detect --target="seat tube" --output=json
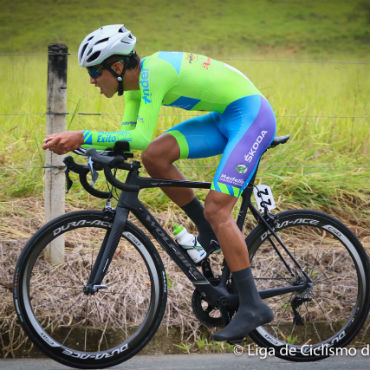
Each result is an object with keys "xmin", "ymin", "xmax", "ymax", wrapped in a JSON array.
[{"xmin": 236, "ymin": 167, "xmax": 258, "ymax": 229}]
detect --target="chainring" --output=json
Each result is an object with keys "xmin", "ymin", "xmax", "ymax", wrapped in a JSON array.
[{"xmin": 191, "ymin": 279, "xmax": 236, "ymax": 328}]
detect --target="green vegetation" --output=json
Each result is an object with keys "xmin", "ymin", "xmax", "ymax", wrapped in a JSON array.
[
  {"xmin": 0, "ymin": 0, "xmax": 369, "ymax": 224},
  {"xmin": 0, "ymin": 1, "xmax": 368, "ymax": 355},
  {"xmin": 1, "ymin": 0, "xmax": 369, "ymax": 58}
]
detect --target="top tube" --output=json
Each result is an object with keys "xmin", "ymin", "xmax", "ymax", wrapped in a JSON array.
[{"xmin": 65, "ymin": 135, "xmax": 290, "ymax": 196}]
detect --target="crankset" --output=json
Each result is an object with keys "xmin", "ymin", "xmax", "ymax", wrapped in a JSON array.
[{"xmin": 191, "ymin": 278, "xmax": 236, "ymax": 328}]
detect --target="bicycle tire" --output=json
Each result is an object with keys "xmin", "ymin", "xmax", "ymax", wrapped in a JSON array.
[
  {"xmin": 245, "ymin": 209, "xmax": 370, "ymax": 361},
  {"xmin": 13, "ymin": 210, "xmax": 167, "ymax": 369}
]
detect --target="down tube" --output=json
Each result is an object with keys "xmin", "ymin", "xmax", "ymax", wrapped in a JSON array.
[{"xmin": 133, "ymin": 207, "xmax": 208, "ymax": 283}]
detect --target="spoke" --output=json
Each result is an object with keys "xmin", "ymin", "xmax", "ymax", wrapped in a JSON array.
[
  {"xmin": 309, "ymin": 296, "xmax": 333, "ymax": 329},
  {"xmin": 100, "ymin": 290, "xmax": 127, "ymax": 296},
  {"xmin": 45, "ymin": 285, "xmax": 83, "ymax": 289},
  {"xmin": 314, "ymin": 279, "xmax": 357, "ymax": 288},
  {"xmin": 310, "ymin": 292, "xmax": 346, "ymax": 334},
  {"xmin": 94, "ymin": 297, "xmax": 104, "ymax": 320},
  {"xmin": 31, "ymin": 290, "xmax": 81, "ymax": 310},
  {"xmin": 97, "ymin": 323, "xmax": 109, "ymax": 352},
  {"xmin": 289, "ymin": 321, "xmax": 297, "ymax": 342},
  {"xmin": 105, "ymin": 279, "xmax": 133, "ymax": 288},
  {"xmin": 312, "ymin": 289, "xmax": 356, "ymax": 307},
  {"xmin": 62, "ymin": 258, "xmax": 86, "ymax": 286},
  {"xmin": 304, "ymin": 306, "xmax": 308, "ymax": 344},
  {"xmin": 84, "ymin": 298, "xmax": 90, "ymax": 352},
  {"xmin": 272, "ymin": 293, "xmax": 294, "ymax": 338},
  {"xmin": 84, "ymin": 327, "xmax": 88, "ymax": 353},
  {"xmin": 304, "ymin": 300, "xmax": 322, "ymax": 343},
  {"xmin": 310, "ymin": 293, "xmax": 339, "ymax": 304},
  {"xmin": 254, "ymin": 256, "xmax": 276, "ymax": 279},
  {"xmin": 36, "ymin": 292, "xmax": 83, "ymax": 339},
  {"xmin": 308, "ymin": 231, "xmax": 324, "ymax": 275},
  {"xmin": 61, "ymin": 327, "xmax": 74, "ymax": 346}
]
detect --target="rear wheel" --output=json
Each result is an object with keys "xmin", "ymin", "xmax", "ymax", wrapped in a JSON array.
[
  {"xmin": 246, "ymin": 210, "xmax": 370, "ymax": 361},
  {"xmin": 13, "ymin": 210, "xmax": 167, "ymax": 369}
]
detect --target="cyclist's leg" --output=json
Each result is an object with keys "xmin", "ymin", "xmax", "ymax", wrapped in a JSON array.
[
  {"xmin": 141, "ymin": 133, "xmax": 194, "ymax": 206},
  {"xmin": 210, "ymin": 95, "xmax": 276, "ymax": 198},
  {"xmin": 141, "ymin": 112, "xmax": 226, "ymax": 204},
  {"xmin": 205, "ymin": 94, "xmax": 276, "ymax": 269},
  {"xmin": 204, "ymin": 95, "xmax": 276, "ymax": 341},
  {"xmin": 141, "ymin": 112, "xmax": 227, "ymax": 252}
]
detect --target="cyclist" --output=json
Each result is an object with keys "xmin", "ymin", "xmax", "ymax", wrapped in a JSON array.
[{"xmin": 42, "ymin": 24, "xmax": 276, "ymax": 342}]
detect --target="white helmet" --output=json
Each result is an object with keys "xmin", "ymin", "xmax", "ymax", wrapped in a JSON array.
[{"xmin": 78, "ymin": 24, "xmax": 136, "ymax": 67}]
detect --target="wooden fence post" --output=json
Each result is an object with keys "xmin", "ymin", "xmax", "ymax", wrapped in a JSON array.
[{"xmin": 44, "ymin": 43, "xmax": 68, "ymax": 264}]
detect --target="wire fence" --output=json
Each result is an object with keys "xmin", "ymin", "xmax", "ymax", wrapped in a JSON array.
[
  {"xmin": 1, "ymin": 112, "xmax": 368, "ymax": 119},
  {"xmin": 1, "ymin": 54, "xmax": 369, "ymax": 173},
  {"xmin": 1, "ymin": 52, "xmax": 370, "ymax": 64},
  {"xmin": 1, "ymin": 162, "xmax": 369, "ymax": 171}
]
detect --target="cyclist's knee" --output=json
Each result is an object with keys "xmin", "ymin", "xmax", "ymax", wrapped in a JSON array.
[
  {"xmin": 141, "ymin": 145, "xmax": 167, "ymax": 171},
  {"xmin": 204, "ymin": 192, "xmax": 235, "ymax": 227},
  {"xmin": 141, "ymin": 135, "xmax": 179, "ymax": 171},
  {"xmin": 203, "ymin": 203, "xmax": 218, "ymax": 226},
  {"xmin": 141, "ymin": 144, "xmax": 159, "ymax": 169}
]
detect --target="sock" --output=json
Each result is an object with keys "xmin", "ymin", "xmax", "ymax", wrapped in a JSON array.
[
  {"xmin": 181, "ymin": 197, "xmax": 218, "ymax": 254},
  {"xmin": 212, "ymin": 267, "xmax": 274, "ymax": 342}
]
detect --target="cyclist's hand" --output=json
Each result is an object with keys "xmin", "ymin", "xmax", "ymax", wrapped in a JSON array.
[{"xmin": 42, "ymin": 130, "xmax": 84, "ymax": 155}]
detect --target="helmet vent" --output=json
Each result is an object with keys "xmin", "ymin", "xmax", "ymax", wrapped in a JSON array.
[
  {"xmin": 95, "ymin": 37, "xmax": 109, "ymax": 45},
  {"xmin": 78, "ymin": 25, "xmax": 136, "ymax": 66},
  {"xmin": 87, "ymin": 51, "xmax": 101, "ymax": 63},
  {"xmin": 79, "ymin": 43, "xmax": 88, "ymax": 59}
]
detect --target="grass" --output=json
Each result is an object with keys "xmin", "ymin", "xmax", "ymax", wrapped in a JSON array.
[
  {"xmin": 1, "ymin": 205, "xmax": 368, "ymax": 357},
  {"xmin": 0, "ymin": 2, "xmax": 368, "ymax": 252},
  {"xmin": 0, "ymin": 0, "xmax": 369, "ymax": 357},
  {"xmin": 1, "ymin": 0, "xmax": 368, "ymax": 217},
  {"xmin": 1, "ymin": 0, "xmax": 369, "ymax": 59},
  {"xmin": 0, "ymin": 55, "xmax": 368, "ymax": 223}
]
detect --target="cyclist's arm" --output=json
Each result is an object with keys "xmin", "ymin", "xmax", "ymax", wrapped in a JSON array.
[
  {"xmin": 81, "ymin": 90, "xmax": 140, "ymax": 149},
  {"xmin": 121, "ymin": 90, "xmax": 141, "ymax": 131},
  {"xmin": 81, "ymin": 59, "xmax": 177, "ymax": 150}
]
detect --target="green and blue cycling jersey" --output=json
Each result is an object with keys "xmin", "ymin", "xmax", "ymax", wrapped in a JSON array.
[{"xmin": 83, "ymin": 52, "xmax": 276, "ymax": 197}]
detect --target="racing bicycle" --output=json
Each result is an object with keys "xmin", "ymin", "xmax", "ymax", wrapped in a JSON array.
[{"xmin": 13, "ymin": 136, "xmax": 370, "ymax": 369}]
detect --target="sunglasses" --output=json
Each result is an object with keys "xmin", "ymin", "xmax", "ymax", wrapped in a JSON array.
[{"xmin": 87, "ymin": 65, "xmax": 104, "ymax": 78}]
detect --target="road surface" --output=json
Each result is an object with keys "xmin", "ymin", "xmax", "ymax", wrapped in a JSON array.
[{"xmin": 0, "ymin": 352, "xmax": 369, "ymax": 370}]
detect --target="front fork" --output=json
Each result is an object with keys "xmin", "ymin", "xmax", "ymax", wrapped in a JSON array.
[{"xmin": 83, "ymin": 204, "xmax": 129, "ymax": 294}]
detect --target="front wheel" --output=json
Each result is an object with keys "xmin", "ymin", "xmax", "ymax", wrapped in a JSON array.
[
  {"xmin": 246, "ymin": 210, "xmax": 370, "ymax": 361},
  {"xmin": 13, "ymin": 210, "xmax": 167, "ymax": 369}
]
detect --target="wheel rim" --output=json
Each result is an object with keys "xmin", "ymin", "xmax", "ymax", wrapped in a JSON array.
[
  {"xmin": 20, "ymin": 218, "xmax": 162, "ymax": 357},
  {"xmin": 249, "ymin": 216, "xmax": 366, "ymax": 353}
]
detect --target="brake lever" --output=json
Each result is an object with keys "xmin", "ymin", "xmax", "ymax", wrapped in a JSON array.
[
  {"xmin": 88, "ymin": 156, "xmax": 99, "ymax": 186},
  {"xmin": 65, "ymin": 167, "xmax": 73, "ymax": 194}
]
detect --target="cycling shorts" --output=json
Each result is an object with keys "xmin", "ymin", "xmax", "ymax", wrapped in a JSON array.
[{"xmin": 166, "ymin": 95, "xmax": 276, "ymax": 197}]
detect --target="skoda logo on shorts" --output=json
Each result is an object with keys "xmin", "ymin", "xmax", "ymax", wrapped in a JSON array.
[{"xmin": 236, "ymin": 164, "xmax": 248, "ymax": 174}]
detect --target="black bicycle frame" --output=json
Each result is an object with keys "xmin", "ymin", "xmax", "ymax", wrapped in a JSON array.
[{"xmin": 84, "ymin": 162, "xmax": 309, "ymax": 307}]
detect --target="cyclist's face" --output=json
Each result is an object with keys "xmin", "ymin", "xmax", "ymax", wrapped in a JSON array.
[{"xmin": 89, "ymin": 68, "xmax": 119, "ymax": 98}]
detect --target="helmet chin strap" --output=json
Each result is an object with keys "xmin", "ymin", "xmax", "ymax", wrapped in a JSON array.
[
  {"xmin": 116, "ymin": 75, "xmax": 124, "ymax": 96},
  {"xmin": 105, "ymin": 60, "xmax": 127, "ymax": 96}
]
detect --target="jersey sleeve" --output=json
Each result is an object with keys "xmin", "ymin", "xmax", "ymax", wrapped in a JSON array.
[
  {"xmin": 121, "ymin": 90, "xmax": 140, "ymax": 130},
  {"xmin": 82, "ymin": 57, "xmax": 177, "ymax": 151}
]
